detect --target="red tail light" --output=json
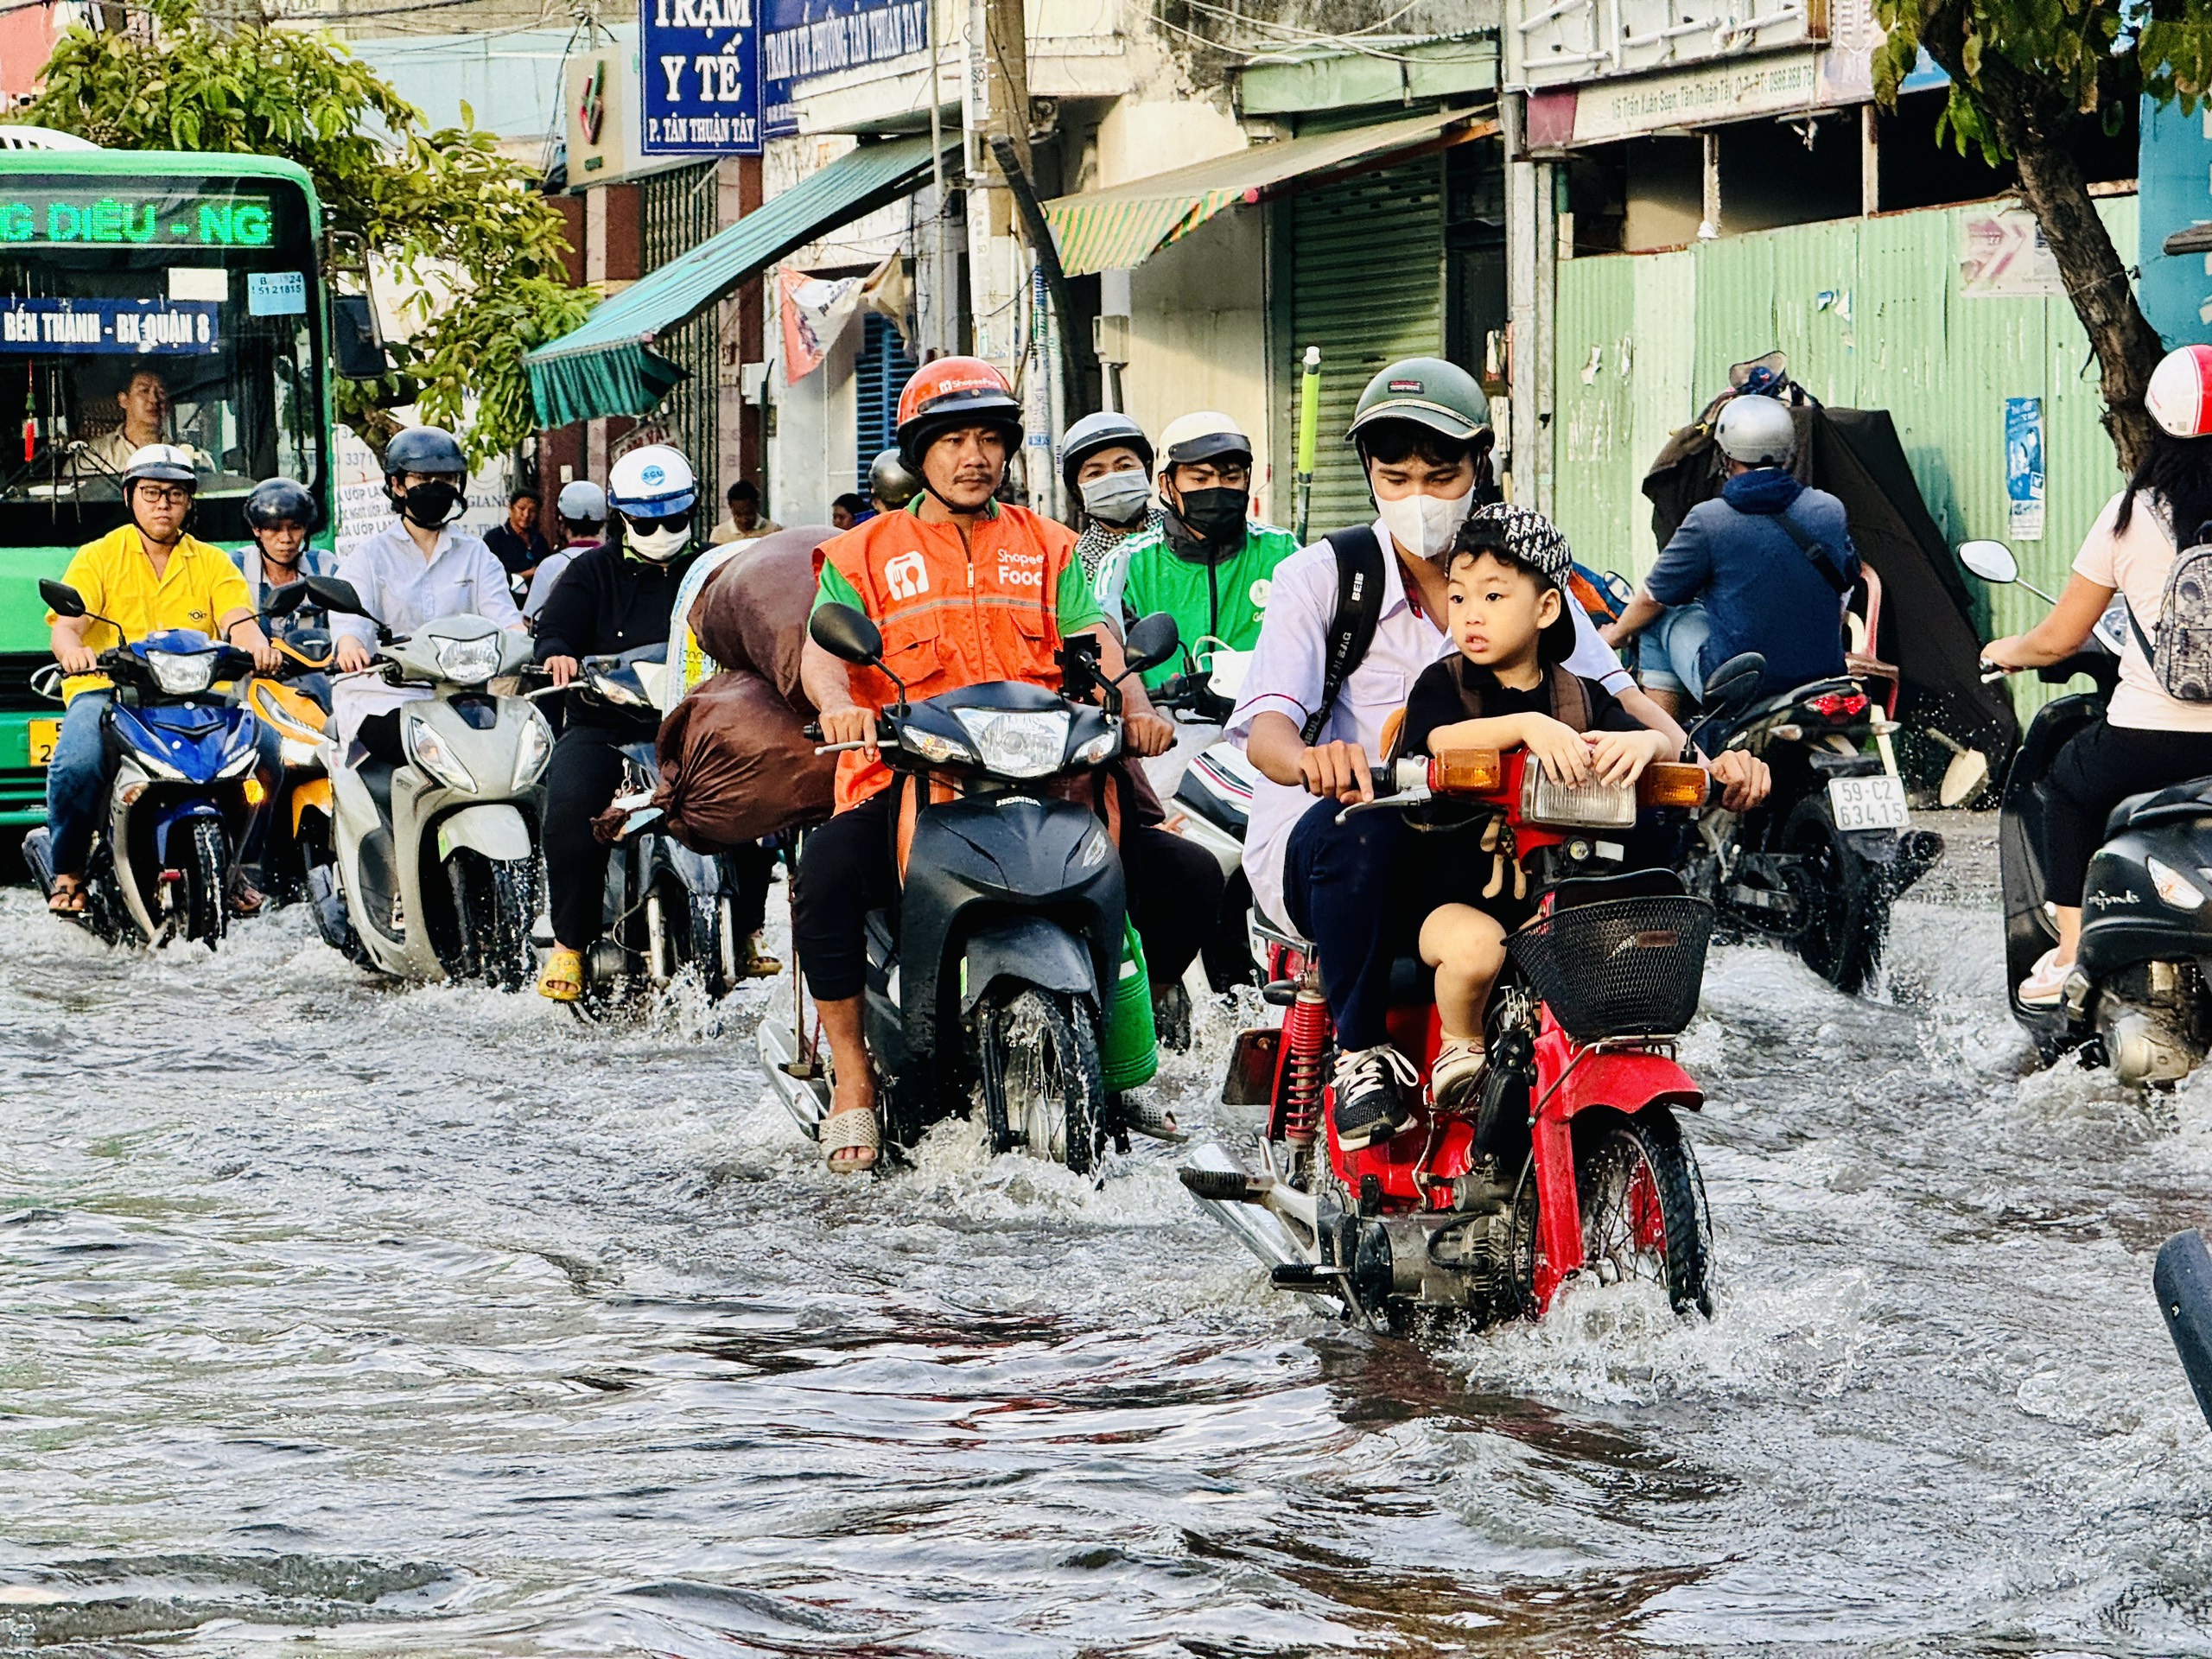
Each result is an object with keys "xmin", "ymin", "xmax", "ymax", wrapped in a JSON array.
[{"xmin": 1805, "ymin": 690, "xmax": 1869, "ymax": 720}]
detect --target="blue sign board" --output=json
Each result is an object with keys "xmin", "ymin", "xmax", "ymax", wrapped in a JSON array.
[
  {"xmin": 640, "ymin": 0, "xmax": 763, "ymax": 155},
  {"xmin": 0, "ymin": 298, "xmax": 219, "ymax": 355},
  {"xmin": 760, "ymin": 0, "xmax": 927, "ymax": 140},
  {"xmin": 2139, "ymin": 95, "xmax": 2212, "ymax": 347}
]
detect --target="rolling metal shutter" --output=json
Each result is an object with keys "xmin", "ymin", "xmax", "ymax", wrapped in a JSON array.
[
  {"xmin": 1289, "ymin": 158, "xmax": 1446, "ymax": 534},
  {"xmin": 852, "ymin": 312, "xmax": 915, "ymax": 494},
  {"xmin": 641, "ymin": 162, "xmax": 720, "ymax": 475}
]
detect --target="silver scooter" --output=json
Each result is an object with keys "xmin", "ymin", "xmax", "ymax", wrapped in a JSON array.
[{"xmin": 305, "ymin": 575, "xmax": 553, "ymax": 988}]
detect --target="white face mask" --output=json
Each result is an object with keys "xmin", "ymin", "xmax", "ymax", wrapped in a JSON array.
[
  {"xmin": 626, "ymin": 519, "xmax": 689, "ymax": 562},
  {"xmin": 1375, "ymin": 485, "xmax": 1475, "ymax": 562},
  {"xmin": 1080, "ymin": 469, "xmax": 1153, "ymax": 527}
]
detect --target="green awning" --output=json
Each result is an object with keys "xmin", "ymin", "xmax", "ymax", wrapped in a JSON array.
[
  {"xmin": 1043, "ymin": 108, "xmax": 1488, "ymax": 277},
  {"xmin": 526, "ymin": 132, "xmax": 950, "ymax": 428}
]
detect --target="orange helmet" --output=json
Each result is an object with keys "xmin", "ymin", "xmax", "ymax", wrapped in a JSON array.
[{"xmin": 895, "ymin": 354, "xmax": 1022, "ymax": 470}]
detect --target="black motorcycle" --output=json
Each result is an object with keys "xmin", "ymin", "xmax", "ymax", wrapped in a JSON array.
[
  {"xmin": 1961, "ymin": 539, "xmax": 2211, "ymax": 1084},
  {"xmin": 1678, "ymin": 651, "xmax": 1943, "ymax": 993},
  {"xmin": 758, "ymin": 605, "xmax": 1179, "ymax": 1176}
]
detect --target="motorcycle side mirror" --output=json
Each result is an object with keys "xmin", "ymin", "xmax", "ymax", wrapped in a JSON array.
[
  {"xmin": 1958, "ymin": 539, "xmax": 2018, "ymax": 585},
  {"xmin": 303, "ymin": 575, "xmax": 368, "ymax": 617},
  {"xmin": 1700, "ymin": 652, "xmax": 1766, "ymax": 717},
  {"xmin": 264, "ymin": 580, "xmax": 307, "ymax": 618},
  {"xmin": 39, "ymin": 579, "xmax": 85, "ymax": 619},
  {"xmin": 1122, "ymin": 611, "xmax": 1181, "ymax": 678},
  {"xmin": 809, "ymin": 602, "xmax": 884, "ymax": 666}
]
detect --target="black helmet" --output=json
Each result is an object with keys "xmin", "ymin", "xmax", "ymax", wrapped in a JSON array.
[
  {"xmin": 381, "ymin": 425, "xmax": 467, "ymax": 480},
  {"xmin": 245, "ymin": 476, "xmax": 319, "ymax": 531},
  {"xmin": 1059, "ymin": 410, "xmax": 1153, "ymax": 499},
  {"xmin": 868, "ymin": 448, "xmax": 920, "ymax": 510}
]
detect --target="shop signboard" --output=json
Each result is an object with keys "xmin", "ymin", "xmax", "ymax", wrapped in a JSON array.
[{"xmin": 640, "ymin": 0, "xmax": 763, "ymax": 155}]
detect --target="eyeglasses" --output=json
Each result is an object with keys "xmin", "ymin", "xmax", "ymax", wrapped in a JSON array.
[{"xmin": 134, "ymin": 485, "xmax": 193, "ymax": 506}]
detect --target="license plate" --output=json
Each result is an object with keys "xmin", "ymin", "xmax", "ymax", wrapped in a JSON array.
[
  {"xmin": 26, "ymin": 717, "xmax": 59, "ymax": 767},
  {"xmin": 1827, "ymin": 774, "xmax": 1909, "ymax": 831}
]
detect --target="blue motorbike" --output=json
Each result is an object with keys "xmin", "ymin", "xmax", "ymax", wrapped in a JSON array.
[{"xmin": 24, "ymin": 579, "xmax": 264, "ymax": 949}]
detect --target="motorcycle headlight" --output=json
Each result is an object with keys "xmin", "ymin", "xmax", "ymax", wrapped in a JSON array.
[
  {"xmin": 1520, "ymin": 767, "xmax": 1637, "ymax": 829},
  {"xmin": 433, "ymin": 634, "xmax": 503, "ymax": 685},
  {"xmin": 1071, "ymin": 728, "xmax": 1119, "ymax": 767},
  {"xmin": 901, "ymin": 725, "xmax": 976, "ymax": 766},
  {"xmin": 145, "ymin": 650, "xmax": 216, "ymax": 695},
  {"xmin": 217, "ymin": 744, "xmax": 260, "ymax": 779},
  {"xmin": 406, "ymin": 715, "xmax": 478, "ymax": 793},
  {"xmin": 952, "ymin": 709, "xmax": 1070, "ymax": 779},
  {"xmin": 280, "ymin": 735, "xmax": 319, "ymax": 769},
  {"xmin": 512, "ymin": 709, "xmax": 552, "ymax": 791},
  {"xmin": 2146, "ymin": 855, "xmax": 2206, "ymax": 912}
]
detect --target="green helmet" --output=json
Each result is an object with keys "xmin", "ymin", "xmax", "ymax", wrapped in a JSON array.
[{"xmin": 1346, "ymin": 356, "xmax": 1490, "ymax": 450}]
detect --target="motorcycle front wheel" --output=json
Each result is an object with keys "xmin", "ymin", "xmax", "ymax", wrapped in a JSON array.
[
  {"xmin": 980, "ymin": 988, "xmax": 1101, "ymax": 1177},
  {"xmin": 177, "ymin": 816, "xmax": 229, "ymax": 950},
  {"xmin": 452, "ymin": 850, "xmax": 537, "ymax": 991},
  {"xmin": 1573, "ymin": 1110, "xmax": 1712, "ymax": 1318},
  {"xmin": 1783, "ymin": 796, "xmax": 1888, "ymax": 993}
]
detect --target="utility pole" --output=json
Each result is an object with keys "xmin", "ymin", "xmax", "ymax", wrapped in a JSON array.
[{"xmin": 965, "ymin": 0, "xmax": 1034, "ymax": 497}]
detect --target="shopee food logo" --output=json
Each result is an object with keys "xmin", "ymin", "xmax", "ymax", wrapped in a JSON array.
[{"xmin": 886, "ymin": 552, "xmax": 929, "ymax": 600}]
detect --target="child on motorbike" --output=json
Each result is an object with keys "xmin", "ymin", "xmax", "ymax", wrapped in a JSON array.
[{"xmin": 1385, "ymin": 508, "xmax": 1678, "ymax": 1122}]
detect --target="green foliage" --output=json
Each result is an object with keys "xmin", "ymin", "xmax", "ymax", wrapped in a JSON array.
[{"xmin": 18, "ymin": 0, "xmax": 591, "ymax": 461}]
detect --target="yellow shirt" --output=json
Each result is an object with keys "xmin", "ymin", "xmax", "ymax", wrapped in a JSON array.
[{"xmin": 50, "ymin": 525, "xmax": 253, "ymax": 702}]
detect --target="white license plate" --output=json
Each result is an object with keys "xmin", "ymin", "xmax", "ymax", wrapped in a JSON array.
[{"xmin": 1827, "ymin": 774, "xmax": 1909, "ymax": 831}]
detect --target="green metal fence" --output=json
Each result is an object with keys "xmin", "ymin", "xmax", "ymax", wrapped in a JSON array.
[{"xmin": 1550, "ymin": 195, "xmax": 2139, "ymax": 707}]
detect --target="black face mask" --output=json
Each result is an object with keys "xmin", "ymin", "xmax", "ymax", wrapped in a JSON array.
[
  {"xmin": 397, "ymin": 479, "xmax": 461, "ymax": 528},
  {"xmin": 1173, "ymin": 487, "xmax": 1249, "ymax": 548}
]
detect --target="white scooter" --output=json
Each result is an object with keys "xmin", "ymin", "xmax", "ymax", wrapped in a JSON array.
[
  {"xmin": 1144, "ymin": 639, "xmax": 1263, "ymax": 991},
  {"xmin": 305, "ymin": 575, "xmax": 554, "ymax": 989}
]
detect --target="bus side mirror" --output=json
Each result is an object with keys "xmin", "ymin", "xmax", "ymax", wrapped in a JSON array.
[{"xmin": 330, "ymin": 295, "xmax": 388, "ymax": 380}]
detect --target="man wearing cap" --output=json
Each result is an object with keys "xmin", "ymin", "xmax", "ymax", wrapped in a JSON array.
[
  {"xmin": 1229, "ymin": 358, "xmax": 1769, "ymax": 1141},
  {"xmin": 1092, "ymin": 412, "xmax": 1300, "ymax": 715}
]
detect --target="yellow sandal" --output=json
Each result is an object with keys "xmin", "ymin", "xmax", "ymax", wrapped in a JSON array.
[{"xmin": 537, "ymin": 945, "xmax": 584, "ymax": 1002}]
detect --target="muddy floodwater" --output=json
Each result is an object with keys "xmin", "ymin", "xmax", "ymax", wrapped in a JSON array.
[{"xmin": 7, "ymin": 819, "xmax": 2212, "ymax": 1656}]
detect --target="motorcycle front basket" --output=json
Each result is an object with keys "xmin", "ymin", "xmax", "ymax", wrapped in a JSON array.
[{"xmin": 1506, "ymin": 894, "xmax": 1714, "ymax": 1044}]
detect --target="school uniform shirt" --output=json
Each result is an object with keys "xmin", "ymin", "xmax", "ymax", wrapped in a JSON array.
[
  {"xmin": 1397, "ymin": 656, "xmax": 1641, "ymax": 758},
  {"xmin": 1227, "ymin": 519, "xmax": 1633, "ymax": 932},
  {"xmin": 2074, "ymin": 490, "xmax": 2212, "ymax": 734},
  {"xmin": 50, "ymin": 524, "xmax": 253, "ymax": 702},
  {"xmin": 234, "ymin": 543, "xmax": 339, "ymax": 627}
]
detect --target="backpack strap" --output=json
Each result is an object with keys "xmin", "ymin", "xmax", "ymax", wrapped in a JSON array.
[
  {"xmin": 1300, "ymin": 525, "xmax": 1388, "ymax": 745},
  {"xmin": 2119, "ymin": 593, "xmax": 2158, "ymax": 664},
  {"xmin": 1770, "ymin": 504, "xmax": 1851, "ymax": 595},
  {"xmin": 1547, "ymin": 662, "xmax": 1591, "ymax": 731}
]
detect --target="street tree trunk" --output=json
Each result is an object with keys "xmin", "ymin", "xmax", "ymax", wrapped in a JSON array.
[{"xmin": 1915, "ymin": 2, "xmax": 2166, "ymax": 472}]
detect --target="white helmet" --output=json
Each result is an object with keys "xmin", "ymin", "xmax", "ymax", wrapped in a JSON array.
[
  {"xmin": 556, "ymin": 479, "xmax": 607, "ymax": 524},
  {"xmin": 122, "ymin": 442, "xmax": 199, "ymax": 487},
  {"xmin": 607, "ymin": 445, "xmax": 696, "ymax": 562},
  {"xmin": 1713, "ymin": 395, "xmax": 1796, "ymax": 466},
  {"xmin": 1157, "ymin": 410, "xmax": 1252, "ymax": 474},
  {"xmin": 2147, "ymin": 345, "xmax": 2212, "ymax": 439}
]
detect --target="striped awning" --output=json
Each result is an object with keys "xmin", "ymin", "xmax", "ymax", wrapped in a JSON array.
[
  {"xmin": 1044, "ymin": 108, "xmax": 1489, "ymax": 277},
  {"xmin": 526, "ymin": 132, "xmax": 953, "ymax": 429}
]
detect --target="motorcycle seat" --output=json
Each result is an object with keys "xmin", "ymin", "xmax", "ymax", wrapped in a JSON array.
[{"xmin": 2107, "ymin": 779, "xmax": 2212, "ymax": 837}]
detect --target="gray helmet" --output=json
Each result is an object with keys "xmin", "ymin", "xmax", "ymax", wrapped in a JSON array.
[
  {"xmin": 556, "ymin": 479, "xmax": 607, "ymax": 524},
  {"xmin": 1714, "ymin": 394, "xmax": 1796, "ymax": 466},
  {"xmin": 1347, "ymin": 357, "xmax": 1489, "ymax": 450},
  {"xmin": 1060, "ymin": 410, "xmax": 1153, "ymax": 499},
  {"xmin": 868, "ymin": 447, "xmax": 919, "ymax": 511}
]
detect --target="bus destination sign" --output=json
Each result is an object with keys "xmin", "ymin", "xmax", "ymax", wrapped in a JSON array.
[
  {"xmin": 0, "ymin": 299, "xmax": 220, "ymax": 355},
  {"xmin": 0, "ymin": 192, "xmax": 277, "ymax": 250}
]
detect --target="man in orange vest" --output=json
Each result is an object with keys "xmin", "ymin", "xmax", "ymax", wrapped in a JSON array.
[{"xmin": 796, "ymin": 357, "xmax": 1217, "ymax": 1172}]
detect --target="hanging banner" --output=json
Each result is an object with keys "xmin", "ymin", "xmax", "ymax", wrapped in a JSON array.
[
  {"xmin": 778, "ymin": 267, "xmax": 861, "ymax": 381},
  {"xmin": 640, "ymin": 0, "xmax": 763, "ymax": 155},
  {"xmin": 2005, "ymin": 396, "xmax": 2045, "ymax": 542}
]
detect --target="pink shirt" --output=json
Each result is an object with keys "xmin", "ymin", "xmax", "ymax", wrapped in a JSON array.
[{"xmin": 2073, "ymin": 490, "xmax": 2212, "ymax": 733}]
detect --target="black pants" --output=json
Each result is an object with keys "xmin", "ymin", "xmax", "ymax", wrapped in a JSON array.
[
  {"xmin": 2045, "ymin": 718, "xmax": 2212, "ymax": 906},
  {"xmin": 793, "ymin": 786, "xmax": 1225, "ymax": 1003},
  {"xmin": 545, "ymin": 723, "xmax": 632, "ymax": 950}
]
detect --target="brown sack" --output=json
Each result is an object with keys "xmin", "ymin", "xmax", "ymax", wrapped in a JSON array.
[
  {"xmin": 653, "ymin": 669, "xmax": 836, "ymax": 851},
  {"xmin": 689, "ymin": 524, "xmax": 835, "ymax": 707}
]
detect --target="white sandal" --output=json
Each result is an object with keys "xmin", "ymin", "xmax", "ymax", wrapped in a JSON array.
[{"xmin": 821, "ymin": 1107, "xmax": 880, "ymax": 1173}]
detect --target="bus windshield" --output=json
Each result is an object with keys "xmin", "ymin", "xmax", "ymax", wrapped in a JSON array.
[{"xmin": 0, "ymin": 173, "xmax": 324, "ymax": 547}]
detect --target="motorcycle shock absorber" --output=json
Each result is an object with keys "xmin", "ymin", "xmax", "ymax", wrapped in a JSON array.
[{"xmin": 1276, "ymin": 966, "xmax": 1331, "ymax": 1147}]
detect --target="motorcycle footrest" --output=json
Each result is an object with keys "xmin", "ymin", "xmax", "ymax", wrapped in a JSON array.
[
  {"xmin": 1268, "ymin": 1262, "xmax": 1345, "ymax": 1291},
  {"xmin": 1179, "ymin": 1166, "xmax": 1276, "ymax": 1204}
]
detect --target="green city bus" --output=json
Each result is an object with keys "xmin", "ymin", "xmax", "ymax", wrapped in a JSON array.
[{"xmin": 0, "ymin": 143, "xmax": 335, "ymax": 826}]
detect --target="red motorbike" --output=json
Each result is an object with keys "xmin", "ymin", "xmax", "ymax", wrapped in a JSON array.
[{"xmin": 1183, "ymin": 747, "xmax": 1721, "ymax": 1329}]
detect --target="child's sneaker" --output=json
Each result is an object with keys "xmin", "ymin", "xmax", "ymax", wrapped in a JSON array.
[
  {"xmin": 1332, "ymin": 1045, "xmax": 1419, "ymax": 1149},
  {"xmin": 1430, "ymin": 1038, "xmax": 1486, "ymax": 1109}
]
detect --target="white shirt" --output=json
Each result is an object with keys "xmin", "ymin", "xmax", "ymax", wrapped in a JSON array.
[
  {"xmin": 331, "ymin": 520, "xmax": 521, "ymax": 648},
  {"xmin": 1227, "ymin": 521, "xmax": 1630, "ymax": 931},
  {"xmin": 2073, "ymin": 489, "xmax": 2212, "ymax": 734},
  {"xmin": 522, "ymin": 547, "xmax": 582, "ymax": 620}
]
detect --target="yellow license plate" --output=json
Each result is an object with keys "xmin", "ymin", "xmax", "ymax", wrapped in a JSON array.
[{"xmin": 26, "ymin": 717, "xmax": 59, "ymax": 767}]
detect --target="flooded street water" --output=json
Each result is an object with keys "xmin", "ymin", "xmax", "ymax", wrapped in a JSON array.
[{"xmin": 8, "ymin": 822, "xmax": 2212, "ymax": 1656}]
